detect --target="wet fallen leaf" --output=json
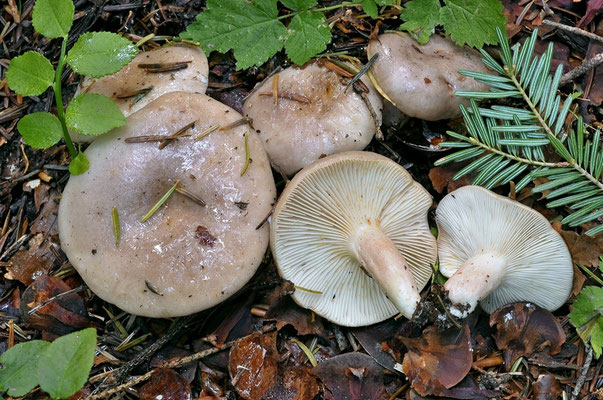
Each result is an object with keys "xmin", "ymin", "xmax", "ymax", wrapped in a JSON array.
[
  {"xmin": 408, "ymin": 375, "xmax": 501, "ymax": 400},
  {"xmin": 533, "ymin": 374, "xmax": 562, "ymax": 400},
  {"xmin": 428, "ymin": 167, "xmax": 470, "ymax": 194},
  {"xmin": 400, "ymin": 324, "xmax": 472, "ymax": 396},
  {"xmin": 205, "ymin": 293, "xmax": 255, "ymax": 347},
  {"xmin": 351, "ymin": 318, "xmax": 408, "ymax": 372},
  {"xmin": 139, "ymin": 368, "xmax": 192, "ymax": 400},
  {"xmin": 578, "ymin": 0, "xmax": 603, "ymax": 26},
  {"xmin": 572, "ymin": 264, "xmax": 587, "ymax": 296},
  {"xmin": 555, "ymin": 224, "xmax": 603, "ymax": 267},
  {"xmin": 20, "ymin": 275, "xmax": 92, "ymax": 340},
  {"xmin": 150, "ymin": 345, "xmax": 196, "ymax": 383},
  {"xmin": 312, "ymin": 352, "xmax": 389, "ymax": 400},
  {"xmin": 30, "ymin": 189, "xmax": 60, "ymax": 237},
  {"xmin": 490, "ymin": 302, "xmax": 565, "ymax": 369},
  {"xmin": 586, "ymin": 20, "xmax": 603, "ymax": 106},
  {"xmin": 5, "ymin": 233, "xmax": 56, "ymax": 285}
]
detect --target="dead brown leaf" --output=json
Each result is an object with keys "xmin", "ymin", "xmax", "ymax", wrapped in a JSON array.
[
  {"xmin": 30, "ymin": 189, "xmax": 59, "ymax": 237},
  {"xmin": 5, "ymin": 233, "xmax": 56, "ymax": 285},
  {"xmin": 428, "ymin": 167, "xmax": 470, "ymax": 194},
  {"xmin": 490, "ymin": 302, "xmax": 565, "ymax": 369},
  {"xmin": 571, "ymin": 264, "xmax": 587, "ymax": 297},
  {"xmin": 139, "ymin": 368, "xmax": 192, "ymax": 400},
  {"xmin": 532, "ymin": 374, "xmax": 562, "ymax": 400},
  {"xmin": 555, "ymin": 224, "xmax": 603, "ymax": 267},
  {"xmin": 400, "ymin": 324, "xmax": 472, "ymax": 396}
]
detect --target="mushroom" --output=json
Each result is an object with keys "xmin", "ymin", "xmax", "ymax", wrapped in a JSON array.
[
  {"xmin": 243, "ymin": 62, "xmax": 383, "ymax": 176},
  {"xmin": 71, "ymin": 44, "xmax": 209, "ymax": 142},
  {"xmin": 436, "ymin": 186, "xmax": 573, "ymax": 318},
  {"xmin": 58, "ymin": 92, "xmax": 276, "ymax": 317},
  {"xmin": 270, "ymin": 151, "xmax": 437, "ymax": 326},
  {"xmin": 367, "ymin": 33, "xmax": 489, "ymax": 120}
]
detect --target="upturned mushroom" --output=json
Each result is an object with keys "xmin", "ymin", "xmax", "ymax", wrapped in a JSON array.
[
  {"xmin": 270, "ymin": 151, "xmax": 437, "ymax": 326},
  {"xmin": 367, "ymin": 33, "xmax": 489, "ymax": 120},
  {"xmin": 436, "ymin": 186, "xmax": 573, "ymax": 318},
  {"xmin": 58, "ymin": 92, "xmax": 276, "ymax": 317},
  {"xmin": 72, "ymin": 45, "xmax": 209, "ymax": 142},
  {"xmin": 243, "ymin": 62, "xmax": 383, "ymax": 176}
]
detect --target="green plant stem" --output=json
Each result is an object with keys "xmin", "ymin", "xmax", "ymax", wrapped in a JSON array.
[
  {"xmin": 276, "ymin": 2, "xmax": 360, "ymax": 21},
  {"xmin": 54, "ymin": 38, "xmax": 77, "ymax": 159},
  {"xmin": 467, "ymin": 137, "xmax": 569, "ymax": 168},
  {"xmin": 508, "ymin": 71, "xmax": 603, "ymax": 191}
]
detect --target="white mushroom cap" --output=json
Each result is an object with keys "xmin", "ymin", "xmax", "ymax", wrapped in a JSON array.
[
  {"xmin": 58, "ymin": 92, "xmax": 276, "ymax": 317},
  {"xmin": 367, "ymin": 33, "xmax": 489, "ymax": 120},
  {"xmin": 243, "ymin": 63, "xmax": 382, "ymax": 176},
  {"xmin": 270, "ymin": 151, "xmax": 436, "ymax": 326},
  {"xmin": 436, "ymin": 186, "xmax": 573, "ymax": 317},
  {"xmin": 71, "ymin": 45, "xmax": 209, "ymax": 143}
]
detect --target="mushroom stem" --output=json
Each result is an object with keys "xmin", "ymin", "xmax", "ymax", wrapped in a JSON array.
[
  {"xmin": 443, "ymin": 253, "xmax": 507, "ymax": 318},
  {"xmin": 352, "ymin": 225, "xmax": 420, "ymax": 319}
]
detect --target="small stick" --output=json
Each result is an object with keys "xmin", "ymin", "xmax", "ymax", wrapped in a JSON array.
[
  {"xmin": 259, "ymin": 92, "xmax": 311, "ymax": 104},
  {"xmin": 357, "ymin": 90, "xmax": 383, "ymax": 140},
  {"xmin": 140, "ymin": 180, "xmax": 180, "ymax": 223},
  {"xmin": 542, "ymin": 20, "xmax": 603, "ymax": 45},
  {"xmin": 255, "ymin": 207, "xmax": 274, "ymax": 230},
  {"xmin": 560, "ymin": 53, "xmax": 603, "ymax": 85},
  {"xmin": 346, "ymin": 53, "xmax": 378, "ymax": 91},
  {"xmin": 220, "ymin": 117, "xmax": 253, "ymax": 131},
  {"xmin": 571, "ymin": 344, "xmax": 593, "ymax": 400},
  {"xmin": 158, "ymin": 120, "xmax": 197, "ymax": 149},
  {"xmin": 175, "ymin": 187, "xmax": 206, "ymax": 206},
  {"xmin": 138, "ymin": 60, "xmax": 192, "ymax": 73},
  {"xmin": 28, "ymin": 286, "xmax": 86, "ymax": 315},
  {"xmin": 321, "ymin": 59, "xmax": 355, "ymax": 78},
  {"xmin": 272, "ymin": 74, "xmax": 279, "ymax": 106}
]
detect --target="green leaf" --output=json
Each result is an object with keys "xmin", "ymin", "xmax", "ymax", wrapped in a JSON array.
[
  {"xmin": 280, "ymin": 0, "xmax": 316, "ymax": 10},
  {"xmin": 66, "ymin": 93, "xmax": 126, "ymax": 136},
  {"xmin": 399, "ymin": 0, "xmax": 441, "ymax": 44},
  {"xmin": 0, "ymin": 340, "xmax": 50, "ymax": 396},
  {"xmin": 6, "ymin": 51, "xmax": 54, "ymax": 96},
  {"xmin": 569, "ymin": 286, "xmax": 603, "ymax": 358},
  {"xmin": 38, "ymin": 328, "xmax": 97, "ymax": 398},
  {"xmin": 440, "ymin": 0, "xmax": 507, "ymax": 48},
  {"xmin": 32, "ymin": 0, "xmax": 74, "ymax": 39},
  {"xmin": 285, "ymin": 11, "xmax": 331, "ymax": 65},
  {"xmin": 181, "ymin": 0, "xmax": 287, "ymax": 70},
  {"xmin": 67, "ymin": 32, "xmax": 139, "ymax": 78},
  {"xmin": 361, "ymin": 0, "xmax": 379, "ymax": 18},
  {"xmin": 17, "ymin": 112, "xmax": 64, "ymax": 149},
  {"xmin": 69, "ymin": 152, "xmax": 90, "ymax": 175}
]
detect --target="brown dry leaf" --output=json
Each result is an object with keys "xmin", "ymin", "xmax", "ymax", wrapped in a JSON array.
[
  {"xmin": 428, "ymin": 167, "xmax": 470, "ymax": 194},
  {"xmin": 351, "ymin": 318, "xmax": 408, "ymax": 372},
  {"xmin": 20, "ymin": 275, "xmax": 92, "ymax": 340},
  {"xmin": 5, "ymin": 233, "xmax": 56, "ymax": 285},
  {"xmin": 139, "ymin": 368, "xmax": 192, "ymax": 400},
  {"xmin": 400, "ymin": 324, "xmax": 472, "ymax": 396},
  {"xmin": 532, "ymin": 374, "xmax": 562, "ymax": 400},
  {"xmin": 30, "ymin": 189, "xmax": 60, "ymax": 237},
  {"xmin": 311, "ymin": 352, "xmax": 389, "ymax": 400},
  {"xmin": 555, "ymin": 224, "xmax": 603, "ymax": 267},
  {"xmin": 490, "ymin": 302, "xmax": 565, "ymax": 369},
  {"xmin": 408, "ymin": 376, "xmax": 501, "ymax": 400},
  {"xmin": 571, "ymin": 264, "xmax": 587, "ymax": 296},
  {"xmin": 586, "ymin": 20, "xmax": 603, "ymax": 106}
]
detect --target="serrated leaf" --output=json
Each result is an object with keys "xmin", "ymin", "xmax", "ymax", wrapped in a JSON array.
[
  {"xmin": 66, "ymin": 32, "xmax": 138, "ymax": 78},
  {"xmin": 399, "ymin": 0, "xmax": 441, "ymax": 44},
  {"xmin": 6, "ymin": 51, "xmax": 54, "ymax": 96},
  {"xmin": 361, "ymin": 0, "xmax": 379, "ymax": 18},
  {"xmin": 66, "ymin": 93, "xmax": 126, "ymax": 136},
  {"xmin": 181, "ymin": 0, "xmax": 287, "ymax": 70},
  {"xmin": 0, "ymin": 340, "xmax": 50, "ymax": 396},
  {"xmin": 38, "ymin": 328, "xmax": 96, "ymax": 399},
  {"xmin": 32, "ymin": 0, "xmax": 74, "ymax": 39},
  {"xmin": 440, "ymin": 0, "xmax": 506, "ymax": 48},
  {"xmin": 285, "ymin": 11, "xmax": 331, "ymax": 65},
  {"xmin": 280, "ymin": 0, "xmax": 316, "ymax": 10},
  {"xmin": 17, "ymin": 112, "xmax": 64, "ymax": 149},
  {"xmin": 69, "ymin": 152, "xmax": 90, "ymax": 175},
  {"xmin": 569, "ymin": 286, "xmax": 603, "ymax": 358}
]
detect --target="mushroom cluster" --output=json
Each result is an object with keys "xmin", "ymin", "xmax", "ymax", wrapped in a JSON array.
[{"xmin": 59, "ymin": 92, "xmax": 275, "ymax": 317}]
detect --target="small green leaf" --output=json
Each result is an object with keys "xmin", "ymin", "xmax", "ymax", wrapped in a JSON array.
[
  {"xmin": 440, "ymin": 0, "xmax": 507, "ymax": 48},
  {"xmin": 361, "ymin": 0, "xmax": 379, "ymax": 18},
  {"xmin": 181, "ymin": 0, "xmax": 287, "ymax": 70},
  {"xmin": 69, "ymin": 152, "xmax": 90, "ymax": 175},
  {"xmin": 17, "ymin": 112, "xmax": 64, "ymax": 149},
  {"xmin": 6, "ymin": 51, "xmax": 54, "ymax": 96},
  {"xmin": 0, "ymin": 340, "xmax": 50, "ymax": 396},
  {"xmin": 285, "ymin": 11, "xmax": 331, "ymax": 65},
  {"xmin": 66, "ymin": 93, "xmax": 126, "ymax": 136},
  {"xmin": 399, "ymin": 0, "xmax": 441, "ymax": 44},
  {"xmin": 569, "ymin": 286, "xmax": 603, "ymax": 358},
  {"xmin": 32, "ymin": 0, "xmax": 74, "ymax": 39},
  {"xmin": 38, "ymin": 328, "xmax": 97, "ymax": 399},
  {"xmin": 67, "ymin": 32, "xmax": 139, "ymax": 78},
  {"xmin": 280, "ymin": 0, "xmax": 317, "ymax": 10}
]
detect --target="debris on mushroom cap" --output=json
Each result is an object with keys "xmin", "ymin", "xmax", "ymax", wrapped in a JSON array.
[
  {"xmin": 243, "ymin": 63, "xmax": 383, "ymax": 176},
  {"xmin": 71, "ymin": 45, "xmax": 209, "ymax": 143},
  {"xmin": 367, "ymin": 33, "xmax": 490, "ymax": 121},
  {"xmin": 436, "ymin": 186, "xmax": 573, "ymax": 318},
  {"xmin": 270, "ymin": 151, "xmax": 436, "ymax": 327},
  {"xmin": 58, "ymin": 92, "xmax": 276, "ymax": 318}
]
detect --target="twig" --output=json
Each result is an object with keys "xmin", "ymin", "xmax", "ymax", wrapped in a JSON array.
[
  {"xmin": 571, "ymin": 344, "xmax": 593, "ymax": 400},
  {"xmin": 542, "ymin": 20, "xmax": 603, "ymax": 45},
  {"xmin": 560, "ymin": 53, "xmax": 603, "ymax": 85},
  {"xmin": 28, "ymin": 286, "xmax": 86, "ymax": 315},
  {"xmin": 0, "ymin": 234, "xmax": 31, "ymax": 261}
]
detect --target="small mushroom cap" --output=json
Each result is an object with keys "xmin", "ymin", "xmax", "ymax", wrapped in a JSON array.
[
  {"xmin": 436, "ymin": 186, "xmax": 573, "ymax": 313},
  {"xmin": 243, "ymin": 63, "xmax": 383, "ymax": 176},
  {"xmin": 270, "ymin": 151, "xmax": 436, "ymax": 326},
  {"xmin": 58, "ymin": 92, "xmax": 276, "ymax": 318},
  {"xmin": 72, "ymin": 45, "xmax": 209, "ymax": 143},
  {"xmin": 367, "ymin": 33, "xmax": 489, "ymax": 120}
]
